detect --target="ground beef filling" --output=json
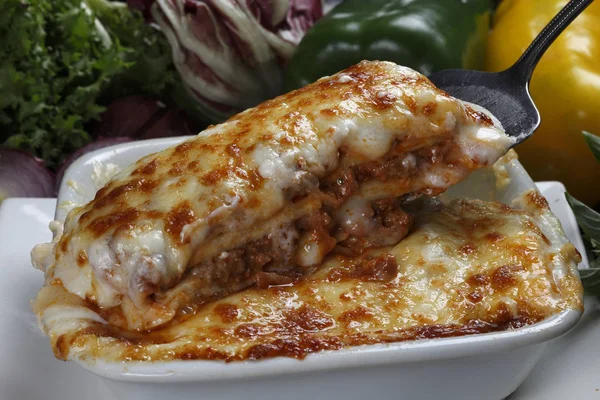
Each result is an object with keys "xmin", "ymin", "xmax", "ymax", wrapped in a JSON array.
[
  {"xmin": 169, "ymin": 149, "xmax": 435, "ymax": 308},
  {"xmin": 334, "ymin": 198, "xmax": 414, "ymax": 257},
  {"xmin": 181, "ymin": 198, "xmax": 413, "ymax": 296},
  {"xmin": 191, "ymin": 227, "xmax": 300, "ymax": 291},
  {"xmin": 353, "ymin": 140, "xmax": 458, "ymax": 183}
]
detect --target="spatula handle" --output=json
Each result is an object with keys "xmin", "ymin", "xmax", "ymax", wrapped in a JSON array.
[{"xmin": 512, "ymin": 0, "xmax": 594, "ymax": 82}]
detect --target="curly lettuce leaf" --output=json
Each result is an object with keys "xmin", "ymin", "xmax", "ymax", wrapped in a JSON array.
[
  {"xmin": 0, "ymin": 0, "xmax": 129, "ymax": 168},
  {"xmin": 0, "ymin": 0, "xmax": 203, "ymax": 168}
]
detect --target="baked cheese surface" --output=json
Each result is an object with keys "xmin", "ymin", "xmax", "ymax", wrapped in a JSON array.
[{"xmin": 33, "ymin": 190, "xmax": 582, "ymax": 362}]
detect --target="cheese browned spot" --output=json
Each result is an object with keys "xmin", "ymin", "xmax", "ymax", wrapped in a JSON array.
[
  {"xmin": 165, "ymin": 202, "xmax": 197, "ymax": 245},
  {"xmin": 214, "ymin": 303, "xmax": 239, "ymax": 324},
  {"xmin": 76, "ymin": 251, "xmax": 87, "ymax": 267}
]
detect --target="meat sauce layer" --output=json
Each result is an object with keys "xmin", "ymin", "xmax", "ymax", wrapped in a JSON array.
[{"xmin": 95, "ymin": 139, "xmax": 461, "ymax": 327}]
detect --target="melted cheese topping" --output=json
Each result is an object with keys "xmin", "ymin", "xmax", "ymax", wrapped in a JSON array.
[
  {"xmin": 32, "ymin": 190, "xmax": 582, "ymax": 362},
  {"xmin": 32, "ymin": 61, "xmax": 512, "ymax": 331}
]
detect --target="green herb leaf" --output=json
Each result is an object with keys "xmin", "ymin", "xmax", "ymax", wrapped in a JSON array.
[
  {"xmin": 578, "ymin": 268, "xmax": 600, "ymax": 296},
  {"xmin": 582, "ymin": 131, "xmax": 600, "ymax": 162},
  {"xmin": 566, "ymin": 191, "xmax": 600, "ymax": 295},
  {"xmin": 565, "ymin": 193, "xmax": 600, "ymax": 242}
]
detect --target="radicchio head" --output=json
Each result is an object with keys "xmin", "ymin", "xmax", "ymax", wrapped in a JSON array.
[{"xmin": 134, "ymin": 0, "xmax": 322, "ymax": 121}]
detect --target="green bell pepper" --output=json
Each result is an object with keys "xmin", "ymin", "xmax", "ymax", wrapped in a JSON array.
[{"xmin": 284, "ymin": 0, "xmax": 491, "ymax": 90}]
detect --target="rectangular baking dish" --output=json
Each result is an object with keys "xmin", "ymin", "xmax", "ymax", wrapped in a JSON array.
[{"xmin": 56, "ymin": 137, "xmax": 585, "ymax": 400}]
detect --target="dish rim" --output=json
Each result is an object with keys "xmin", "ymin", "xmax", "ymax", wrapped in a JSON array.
[{"xmin": 78, "ymin": 309, "xmax": 581, "ymax": 383}]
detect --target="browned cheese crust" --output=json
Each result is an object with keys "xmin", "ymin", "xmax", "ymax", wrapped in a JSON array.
[{"xmin": 34, "ymin": 194, "xmax": 582, "ymax": 362}]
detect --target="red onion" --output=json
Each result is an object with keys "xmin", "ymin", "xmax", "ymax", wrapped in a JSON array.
[
  {"xmin": 148, "ymin": 0, "xmax": 323, "ymax": 121},
  {"xmin": 0, "ymin": 149, "xmax": 55, "ymax": 200},
  {"xmin": 93, "ymin": 96, "xmax": 195, "ymax": 139}
]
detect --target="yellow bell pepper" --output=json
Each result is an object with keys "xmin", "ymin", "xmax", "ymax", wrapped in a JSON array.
[{"xmin": 485, "ymin": 0, "xmax": 600, "ymax": 206}]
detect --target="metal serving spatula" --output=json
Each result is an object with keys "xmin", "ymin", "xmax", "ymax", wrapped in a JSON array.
[{"xmin": 428, "ymin": 0, "xmax": 594, "ymax": 146}]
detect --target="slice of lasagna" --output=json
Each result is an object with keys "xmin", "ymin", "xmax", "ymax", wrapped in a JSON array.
[{"xmin": 32, "ymin": 61, "xmax": 512, "ymax": 331}]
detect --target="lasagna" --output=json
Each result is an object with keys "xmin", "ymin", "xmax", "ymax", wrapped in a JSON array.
[
  {"xmin": 32, "ymin": 61, "xmax": 513, "ymax": 332},
  {"xmin": 32, "ymin": 186, "xmax": 583, "ymax": 362}
]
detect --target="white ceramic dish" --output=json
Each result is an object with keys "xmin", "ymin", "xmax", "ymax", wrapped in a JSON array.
[
  {"xmin": 0, "ymin": 188, "xmax": 589, "ymax": 400},
  {"xmin": 52, "ymin": 138, "xmax": 585, "ymax": 400}
]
